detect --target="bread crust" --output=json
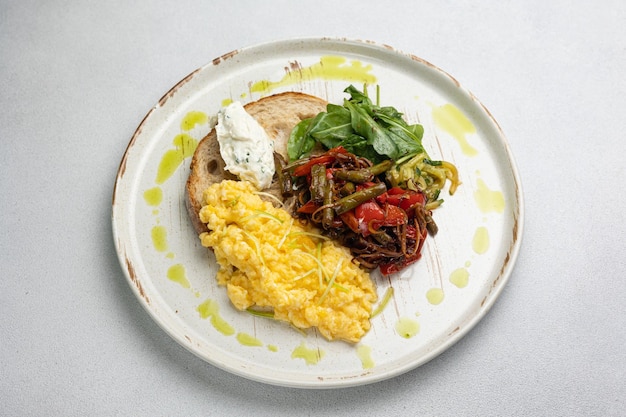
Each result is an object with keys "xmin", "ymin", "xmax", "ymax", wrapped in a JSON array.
[{"xmin": 185, "ymin": 92, "xmax": 328, "ymax": 234}]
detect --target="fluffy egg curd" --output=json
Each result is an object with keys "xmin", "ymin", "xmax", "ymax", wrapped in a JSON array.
[{"xmin": 198, "ymin": 180, "xmax": 377, "ymax": 343}]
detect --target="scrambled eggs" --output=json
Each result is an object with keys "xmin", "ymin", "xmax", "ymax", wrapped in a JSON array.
[{"xmin": 198, "ymin": 180, "xmax": 377, "ymax": 343}]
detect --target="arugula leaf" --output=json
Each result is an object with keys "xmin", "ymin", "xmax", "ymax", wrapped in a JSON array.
[
  {"xmin": 286, "ymin": 84, "xmax": 426, "ymax": 163},
  {"xmin": 407, "ymin": 123, "xmax": 424, "ymax": 140},
  {"xmin": 341, "ymin": 133, "xmax": 381, "ymax": 163},
  {"xmin": 345, "ymin": 98, "xmax": 406, "ymax": 160},
  {"xmin": 344, "ymin": 84, "xmax": 372, "ymax": 105},
  {"xmin": 288, "ymin": 118, "xmax": 315, "ymax": 161},
  {"xmin": 373, "ymin": 110, "xmax": 425, "ymax": 155},
  {"xmin": 308, "ymin": 105, "xmax": 352, "ymax": 143},
  {"xmin": 374, "ymin": 105, "xmax": 404, "ymax": 120}
]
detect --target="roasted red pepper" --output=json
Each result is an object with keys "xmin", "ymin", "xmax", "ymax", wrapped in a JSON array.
[
  {"xmin": 405, "ymin": 225, "xmax": 418, "ymax": 240},
  {"xmin": 339, "ymin": 210, "xmax": 360, "ymax": 234},
  {"xmin": 293, "ymin": 155, "xmax": 335, "ymax": 177},
  {"xmin": 385, "ymin": 187, "xmax": 425, "ymax": 213},
  {"xmin": 296, "ymin": 200, "xmax": 319, "ymax": 214},
  {"xmin": 354, "ymin": 199, "xmax": 385, "ymax": 235},
  {"xmin": 381, "ymin": 204, "xmax": 407, "ymax": 227},
  {"xmin": 292, "ymin": 146, "xmax": 348, "ymax": 177}
]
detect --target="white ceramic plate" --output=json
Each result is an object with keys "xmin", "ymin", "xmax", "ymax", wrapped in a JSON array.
[{"xmin": 112, "ymin": 38, "xmax": 523, "ymax": 388}]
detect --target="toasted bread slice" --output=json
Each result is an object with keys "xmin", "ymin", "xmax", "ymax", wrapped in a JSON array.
[{"xmin": 185, "ymin": 91, "xmax": 328, "ymax": 234}]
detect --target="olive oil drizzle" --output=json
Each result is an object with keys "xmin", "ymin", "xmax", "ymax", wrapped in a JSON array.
[{"xmin": 251, "ymin": 55, "xmax": 377, "ymax": 94}]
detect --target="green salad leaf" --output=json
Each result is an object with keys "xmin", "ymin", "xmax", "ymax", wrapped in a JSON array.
[
  {"xmin": 308, "ymin": 104, "xmax": 352, "ymax": 144},
  {"xmin": 287, "ymin": 85, "xmax": 425, "ymax": 164},
  {"xmin": 287, "ymin": 117, "xmax": 316, "ymax": 161}
]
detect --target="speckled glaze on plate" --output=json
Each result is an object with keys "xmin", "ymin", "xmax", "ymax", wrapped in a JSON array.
[{"xmin": 111, "ymin": 38, "xmax": 523, "ymax": 388}]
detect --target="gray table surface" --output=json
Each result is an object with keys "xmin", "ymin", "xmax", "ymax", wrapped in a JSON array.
[{"xmin": 2, "ymin": 1, "xmax": 625, "ymax": 416}]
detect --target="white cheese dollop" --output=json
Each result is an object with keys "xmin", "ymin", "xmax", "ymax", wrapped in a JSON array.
[{"xmin": 215, "ymin": 102, "xmax": 275, "ymax": 190}]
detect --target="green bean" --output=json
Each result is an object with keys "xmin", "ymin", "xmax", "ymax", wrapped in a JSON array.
[
  {"xmin": 274, "ymin": 153, "xmax": 292, "ymax": 196},
  {"xmin": 425, "ymin": 213, "xmax": 438, "ymax": 236},
  {"xmin": 333, "ymin": 160, "xmax": 393, "ymax": 183},
  {"xmin": 322, "ymin": 178, "xmax": 335, "ymax": 229},
  {"xmin": 371, "ymin": 231, "xmax": 393, "ymax": 245},
  {"xmin": 310, "ymin": 164, "xmax": 326, "ymax": 203},
  {"xmin": 333, "ymin": 182, "xmax": 387, "ymax": 215},
  {"xmin": 334, "ymin": 169, "xmax": 372, "ymax": 183},
  {"xmin": 368, "ymin": 160, "xmax": 393, "ymax": 175},
  {"xmin": 339, "ymin": 182, "xmax": 356, "ymax": 196},
  {"xmin": 282, "ymin": 155, "xmax": 313, "ymax": 172}
]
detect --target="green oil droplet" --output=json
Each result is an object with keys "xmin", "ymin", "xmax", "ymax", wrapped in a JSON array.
[
  {"xmin": 474, "ymin": 178, "xmax": 505, "ymax": 213},
  {"xmin": 196, "ymin": 299, "xmax": 235, "ymax": 336},
  {"xmin": 221, "ymin": 98, "xmax": 233, "ymax": 107},
  {"xmin": 450, "ymin": 267, "xmax": 470, "ymax": 288},
  {"xmin": 251, "ymin": 55, "xmax": 376, "ymax": 94},
  {"xmin": 432, "ymin": 103, "xmax": 478, "ymax": 156},
  {"xmin": 472, "ymin": 226, "xmax": 490, "ymax": 254},
  {"xmin": 155, "ymin": 134, "xmax": 198, "ymax": 184},
  {"xmin": 357, "ymin": 345, "xmax": 375, "ymax": 369},
  {"xmin": 180, "ymin": 111, "xmax": 208, "ymax": 131},
  {"xmin": 267, "ymin": 345, "xmax": 278, "ymax": 352},
  {"xmin": 291, "ymin": 343, "xmax": 324, "ymax": 365},
  {"xmin": 236, "ymin": 332, "xmax": 263, "ymax": 347},
  {"xmin": 151, "ymin": 226, "xmax": 168, "ymax": 252},
  {"xmin": 166, "ymin": 264, "xmax": 190, "ymax": 289},
  {"xmin": 426, "ymin": 288, "xmax": 445, "ymax": 305},
  {"xmin": 143, "ymin": 186, "xmax": 163, "ymax": 206},
  {"xmin": 395, "ymin": 317, "xmax": 420, "ymax": 339}
]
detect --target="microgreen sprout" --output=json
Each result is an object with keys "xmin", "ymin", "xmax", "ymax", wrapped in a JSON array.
[
  {"xmin": 241, "ymin": 230, "xmax": 265, "ymax": 267},
  {"xmin": 227, "ymin": 195, "xmax": 240, "ymax": 207},
  {"xmin": 241, "ymin": 210, "xmax": 284, "ymax": 224},
  {"xmin": 370, "ymin": 287, "xmax": 394, "ymax": 318},
  {"xmin": 292, "ymin": 269, "xmax": 317, "ymax": 281},
  {"xmin": 318, "ymin": 259, "xmax": 342, "ymax": 305},
  {"xmin": 287, "ymin": 231, "xmax": 330, "ymax": 241},
  {"xmin": 253, "ymin": 191, "xmax": 284, "ymax": 206},
  {"xmin": 299, "ymin": 250, "xmax": 326, "ymax": 289},
  {"xmin": 246, "ymin": 308, "xmax": 275, "ymax": 319},
  {"xmin": 276, "ymin": 218, "xmax": 294, "ymax": 249}
]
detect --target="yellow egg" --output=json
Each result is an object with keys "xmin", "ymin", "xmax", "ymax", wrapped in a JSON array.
[{"xmin": 198, "ymin": 180, "xmax": 377, "ymax": 343}]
